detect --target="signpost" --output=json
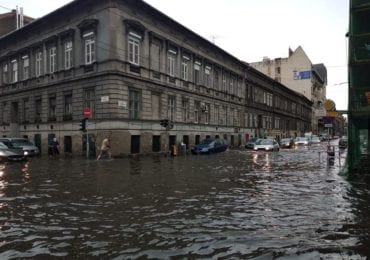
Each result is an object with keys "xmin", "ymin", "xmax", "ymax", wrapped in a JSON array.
[{"xmin": 83, "ymin": 108, "xmax": 92, "ymax": 159}]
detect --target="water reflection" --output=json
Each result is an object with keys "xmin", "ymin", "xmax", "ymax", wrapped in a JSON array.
[{"xmin": 0, "ymin": 146, "xmax": 368, "ymax": 259}]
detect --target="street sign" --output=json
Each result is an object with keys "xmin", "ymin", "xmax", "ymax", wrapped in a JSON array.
[
  {"xmin": 84, "ymin": 108, "xmax": 92, "ymax": 119},
  {"xmin": 324, "ymin": 123, "xmax": 333, "ymax": 128}
]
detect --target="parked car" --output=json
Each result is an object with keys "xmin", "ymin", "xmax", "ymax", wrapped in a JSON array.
[
  {"xmin": 191, "ymin": 138, "xmax": 228, "ymax": 154},
  {"xmin": 245, "ymin": 137, "xmax": 259, "ymax": 149},
  {"xmin": 280, "ymin": 138, "xmax": 294, "ymax": 148},
  {"xmin": 0, "ymin": 138, "xmax": 40, "ymax": 156},
  {"xmin": 253, "ymin": 139, "xmax": 279, "ymax": 151},
  {"xmin": 294, "ymin": 137, "xmax": 310, "ymax": 146},
  {"xmin": 0, "ymin": 141, "xmax": 27, "ymax": 162},
  {"xmin": 310, "ymin": 136, "xmax": 321, "ymax": 144},
  {"xmin": 339, "ymin": 136, "xmax": 348, "ymax": 149}
]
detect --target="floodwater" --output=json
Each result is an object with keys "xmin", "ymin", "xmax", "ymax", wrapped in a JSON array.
[{"xmin": 0, "ymin": 143, "xmax": 370, "ymax": 259}]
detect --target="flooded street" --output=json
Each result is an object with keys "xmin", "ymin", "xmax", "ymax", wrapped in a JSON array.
[{"xmin": 1, "ymin": 144, "xmax": 370, "ymax": 259}]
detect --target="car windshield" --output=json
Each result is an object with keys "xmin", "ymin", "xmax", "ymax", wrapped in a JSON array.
[
  {"xmin": 256, "ymin": 139, "xmax": 273, "ymax": 145},
  {"xmin": 297, "ymin": 137, "xmax": 308, "ymax": 141},
  {"xmin": 281, "ymin": 138, "xmax": 291, "ymax": 142},
  {"xmin": 11, "ymin": 139, "xmax": 33, "ymax": 146},
  {"xmin": 312, "ymin": 137, "xmax": 320, "ymax": 141},
  {"xmin": 201, "ymin": 139, "xmax": 214, "ymax": 145}
]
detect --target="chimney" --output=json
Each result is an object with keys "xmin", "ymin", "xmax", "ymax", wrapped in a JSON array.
[{"xmin": 289, "ymin": 47, "xmax": 293, "ymax": 57}]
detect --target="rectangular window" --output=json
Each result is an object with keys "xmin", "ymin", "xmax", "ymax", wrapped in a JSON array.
[
  {"xmin": 214, "ymin": 70, "xmax": 219, "ymax": 90},
  {"xmin": 167, "ymin": 96, "xmax": 175, "ymax": 121},
  {"xmin": 230, "ymin": 75, "xmax": 236, "ymax": 94},
  {"xmin": 229, "ymin": 108, "xmax": 234, "ymax": 126},
  {"xmin": 182, "ymin": 98, "xmax": 189, "ymax": 122},
  {"xmin": 150, "ymin": 42, "xmax": 160, "ymax": 71},
  {"xmin": 204, "ymin": 103, "xmax": 210, "ymax": 124},
  {"xmin": 23, "ymin": 98, "xmax": 30, "ymax": 123},
  {"xmin": 35, "ymin": 98, "xmax": 42, "ymax": 122},
  {"xmin": 129, "ymin": 89, "xmax": 140, "ymax": 119},
  {"xmin": 36, "ymin": 51, "xmax": 42, "ymax": 77},
  {"xmin": 2, "ymin": 64, "xmax": 8, "ymax": 84},
  {"xmin": 205, "ymin": 66, "xmax": 211, "ymax": 87},
  {"xmin": 49, "ymin": 46, "xmax": 56, "ymax": 73},
  {"xmin": 167, "ymin": 50, "xmax": 176, "ymax": 77},
  {"xmin": 11, "ymin": 60, "xmax": 18, "ymax": 83},
  {"xmin": 128, "ymin": 33, "xmax": 140, "ymax": 65},
  {"xmin": 64, "ymin": 94, "xmax": 72, "ymax": 115},
  {"xmin": 214, "ymin": 105, "xmax": 219, "ymax": 125},
  {"xmin": 1, "ymin": 102, "xmax": 7, "ymax": 124},
  {"xmin": 222, "ymin": 73, "xmax": 227, "ymax": 92},
  {"xmin": 181, "ymin": 57, "xmax": 189, "ymax": 81},
  {"xmin": 22, "ymin": 56, "xmax": 29, "ymax": 80},
  {"xmin": 237, "ymin": 78, "xmax": 242, "ymax": 97},
  {"xmin": 48, "ymin": 96, "xmax": 56, "ymax": 120},
  {"xmin": 84, "ymin": 32, "xmax": 95, "ymax": 65},
  {"xmin": 194, "ymin": 62, "xmax": 201, "ymax": 84},
  {"xmin": 65, "ymin": 41, "xmax": 73, "ymax": 70},
  {"xmin": 194, "ymin": 101, "xmax": 200, "ymax": 124},
  {"xmin": 275, "ymin": 117, "xmax": 280, "ymax": 129},
  {"xmin": 84, "ymin": 88, "xmax": 95, "ymax": 118}
]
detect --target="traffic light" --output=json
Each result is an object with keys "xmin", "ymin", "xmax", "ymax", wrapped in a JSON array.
[
  {"xmin": 160, "ymin": 119, "xmax": 169, "ymax": 128},
  {"xmin": 79, "ymin": 118, "xmax": 87, "ymax": 131}
]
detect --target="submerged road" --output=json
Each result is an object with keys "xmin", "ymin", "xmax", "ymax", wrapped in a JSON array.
[{"xmin": 1, "ymin": 142, "xmax": 369, "ymax": 259}]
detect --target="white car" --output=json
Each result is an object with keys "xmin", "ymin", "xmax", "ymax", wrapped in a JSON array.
[
  {"xmin": 311, "ymin": 136, "xmax": 321, "ymax": 144},
  {"xmin": 294, "ymin": 137, "xmax": 310, "ymax": 146},
  {"xmin": 253, "ymin": 139, "xmax": 280, "ymax": 151},
  {"xmin": 0, "ymin": 138, "xmax": 40, "ymax": 156}
]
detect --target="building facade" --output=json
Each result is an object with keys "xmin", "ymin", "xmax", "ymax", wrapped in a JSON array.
[
  {"xmin": 0, "ymin": 0, "xmax": 312, "ymax": 157},
  {"xmin": 250, "ymin": 46, "xmax": 327, "ymax": 134},
  {"xmin": 347, "ymin": 0, "xmax": 370, "ymax": 170}
]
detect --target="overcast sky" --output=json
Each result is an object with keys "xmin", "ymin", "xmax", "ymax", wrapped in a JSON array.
[{"xmin": 0, "ymin": 0, "xmax": 349, "ymax": 109}]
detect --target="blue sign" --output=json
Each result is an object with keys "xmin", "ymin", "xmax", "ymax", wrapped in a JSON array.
[
  {"xmin": 293, "ymin": 70, "xmax": 311, "ymax": 80},
  {"xmin": 300, "ymin": 71, "xmax": 311, "ymax": 79}
]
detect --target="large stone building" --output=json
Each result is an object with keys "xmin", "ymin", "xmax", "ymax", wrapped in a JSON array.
[
  {"xmin": 250, "ymin": 46, "xmax": 327, "ymax": 134},
  {"xmin": 0, "ymin": 0, "xmax": 312, "ymax": 157}
]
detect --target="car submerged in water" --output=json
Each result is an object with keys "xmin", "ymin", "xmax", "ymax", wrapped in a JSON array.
[
  {"xmin": 0, "ymin": 141, "xmax": 27, "ymax": 162},
  {"xmin": 253, "ymin": 138, "xmax": 280, "ymax": 151},
  {"xmin": 0, "ymin": 138, "xmax": 40, "ymax": 156},
  {"xmin": 191, "ymin": 138, "xmax": 228, "ymax": 154},
  {"xmin": 279, "ymin": 138, "xmax": 294, "ymax": 148},
  {"xmin": 245, "ymin": 137, "xmax": 259, "ymax": 149}
]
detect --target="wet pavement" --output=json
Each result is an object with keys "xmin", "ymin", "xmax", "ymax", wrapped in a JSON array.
[{"xmin": 0, "ymin": 142, "xmax": 370, "ymax": 259}]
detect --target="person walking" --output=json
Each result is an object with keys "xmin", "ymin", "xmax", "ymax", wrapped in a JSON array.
[
  {"xmin": 48, "ymin": 137, "xmax": 59, "ymax": 157},
  {"xmin": 97, "ymin": 137, "xmax": 111, "ymax": 160}
]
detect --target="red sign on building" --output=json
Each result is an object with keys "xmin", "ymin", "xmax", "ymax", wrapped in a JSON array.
[{"xmin": 83, "ymin": 108, "xmax": 92, "ymax": 119}]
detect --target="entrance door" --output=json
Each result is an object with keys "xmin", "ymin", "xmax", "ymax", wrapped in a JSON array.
[
  {"xmin": 131, "ymin": 135, "xmax": 140, "ymax": 154},
  {"xmin": 34, "ymin": 134, "xmax": 41, "ymax": 154}
]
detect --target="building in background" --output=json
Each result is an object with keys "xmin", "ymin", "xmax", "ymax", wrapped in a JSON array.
[
  {"xmin": 250, "ymin": 46, "xmax": 327, "ymax": 134},
  {"xmin": 0, "ymin": 8, "xmax": 34, "ymax": 37},
  {"xmin": 0, "ymin": 0, "xmax": 312, "ymax": 156}
]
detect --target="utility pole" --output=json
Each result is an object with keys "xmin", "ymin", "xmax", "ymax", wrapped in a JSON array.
[{"xmin": 86, "ymin": 119, "xmax": 89, "ymax": 159}]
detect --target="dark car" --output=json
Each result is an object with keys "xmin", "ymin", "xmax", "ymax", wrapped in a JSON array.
[
  {"xmin": 280, "ymin": 138, "xmax": 294, "ymax": 148},
  {"xmin": 191, "ymin": 138, "xmax": 228, "ymax": 154},
  {"xmin": 0, "ymin": 138, "xmax": 40, "ymax": 156},
  {"xmin": 339, "ymin": 136, "xmax": 348, "ymax": 149},
  {"xmin": 245, "ymin": 137, "xmax": 259, "ymax": 149},
  {"xmin": 0, "ymin": 141, "xmax": 27, "ymax": 162}
]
